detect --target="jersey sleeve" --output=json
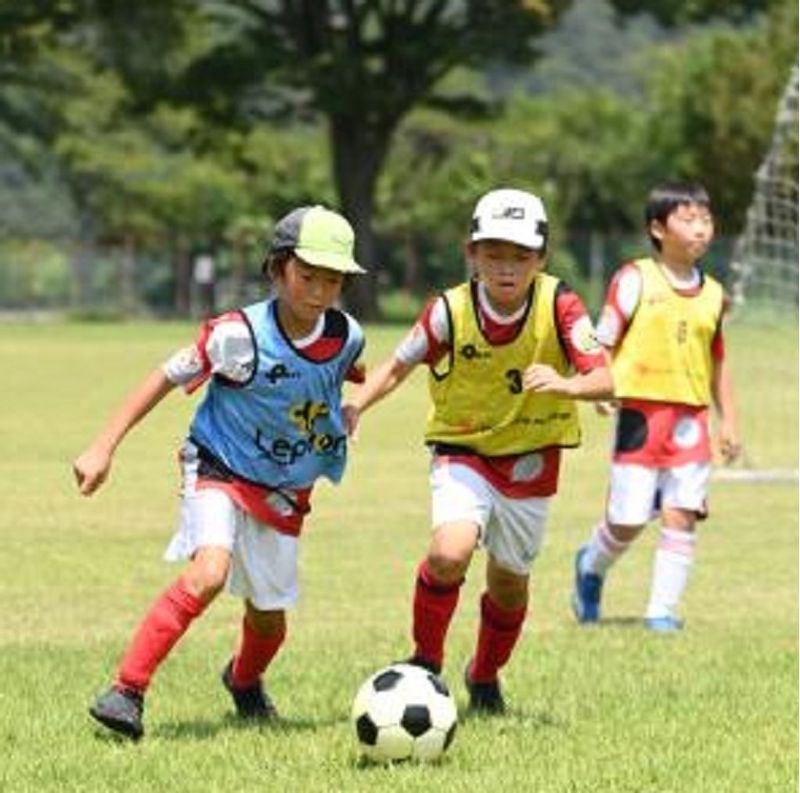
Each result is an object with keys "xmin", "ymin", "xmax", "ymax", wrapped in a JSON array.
[
  {"xmin": 554, "ymin": 283, "xmax": 606, "ymax": 373},
  {"xmin": 595, "ymin": 263, "xmax": 642, "ymax": 350},
  {"xmin": 161, "ymin": 311, "xmax": 255, "ymax": 393},
  {"xmin": 394, "ymin": 296, "xmax": 451, "ymax": 367},
  {"xmin": 345, "ymin": 320, "xmax": 367, "ymax": 383},
  {"xmin": 710, "ymin": 295, "xmax": 730, "ymax": 362}
]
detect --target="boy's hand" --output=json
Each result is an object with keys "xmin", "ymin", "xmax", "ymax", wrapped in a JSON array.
[
  {"xmin": 72, "ymin": 445, "xmax": 113, "ymax": 496},
  {"xmin": 716, "ymin": 420, "xmax": 741, "ymax": 464},
  {"xmin": 522, "ymin": 364, "xmax": 571, "ymax": 396},
  {"xmin": 342, "ymin": 403, "xmax": 361, "ymax": 441}
]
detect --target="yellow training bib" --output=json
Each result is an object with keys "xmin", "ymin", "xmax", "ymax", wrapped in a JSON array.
[
  {"xmin": 612, "ymin": 257, "xmax": 723, "ymax": 406},
  {"xmin": 425, "ymin": 277, "xmax": 581, "ymax": 455}
]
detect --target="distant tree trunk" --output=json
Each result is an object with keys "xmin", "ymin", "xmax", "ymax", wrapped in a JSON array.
[
  {"xmin": 69, "ymin": 204, "xmax": 95, "ymax": 311},
  {"xmin": 69, "ymin": 244, "xmax": 93, "ymax": 312},
  {"xmin": 402, "ymin": 230, "xmax": 421, "ymax": 294},
  {"xmin": 329, "ymin": 118, "xmax": 392, "ymax": 321},
  {"xmin": 118, "ymin": 232, "xmax": 137, "ymax": 315},
  {"xmin": 588, "ymin": 230, "xmax": 605, "ymax": 314},
  {"xmin": 173, "ymin": 233, "xmax": 192, "ymax": 317},
  {"xmin": 231, "ymin": 238, "xmax": 248, "ymax": 304}
]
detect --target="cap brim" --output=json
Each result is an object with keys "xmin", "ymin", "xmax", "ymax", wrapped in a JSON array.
[
  {"xmin": 471, "ymin": 230, "xmax": 544, "ymax": 251},
  {"xmin": 296, "ymin": 247, "xmax": 366, "ymax": 274}
]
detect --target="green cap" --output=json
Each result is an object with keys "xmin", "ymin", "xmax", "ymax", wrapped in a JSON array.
[{"xmin": 269, "ymin": 205, "xmax": 366, "ymax": 274}]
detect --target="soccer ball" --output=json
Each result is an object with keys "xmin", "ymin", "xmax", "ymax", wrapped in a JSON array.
[{"xmin": 351, "ymin": 663, "xmax": 458, "ymax": 762}]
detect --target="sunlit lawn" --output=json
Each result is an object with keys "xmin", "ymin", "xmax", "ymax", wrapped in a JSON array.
[{"xmin": 0, "ymin": 319, "xmax": 795, "ymax": 792}]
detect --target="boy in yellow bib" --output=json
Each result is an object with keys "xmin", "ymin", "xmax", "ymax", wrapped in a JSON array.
[
  {"xmin": 572, "ymin": 181, "xmax": 740, "ymax": 632},
  {"xmin": 347, "ymin": 188, "xmax": 612, "ymax": 713}
]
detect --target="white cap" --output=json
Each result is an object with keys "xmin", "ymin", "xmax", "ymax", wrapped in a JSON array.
[{"xmin": 470, "ymin": 188, "xmax": 548, "ymax": 250}]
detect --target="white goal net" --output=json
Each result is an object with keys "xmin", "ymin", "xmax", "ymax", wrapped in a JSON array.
[{"xmin": 723, "ymin": 65, "xmax": 798, "ymax": 480}]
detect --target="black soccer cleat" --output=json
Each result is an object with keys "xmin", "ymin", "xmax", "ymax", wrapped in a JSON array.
[
  {"xmin": 464, "ymin": 659, "xmax": 506, "ymax": 715},
  {"xmin": 221, "ymin": 659, "xmax": 278, "ymax": 720},
  {"xmin": 89, "ymin": 685, "xmax": 145, "ymax": 740},
  {"xmin": 402, "ymin": 655, "xmax": 442, "ymax": 676}
]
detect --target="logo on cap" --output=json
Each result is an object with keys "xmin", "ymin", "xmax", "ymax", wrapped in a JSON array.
[{"xmin": 491, "ymin": 206, "xmax": 526, "ymax": 220}]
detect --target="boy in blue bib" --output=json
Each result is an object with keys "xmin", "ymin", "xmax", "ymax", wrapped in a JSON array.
[{"xmin": 74, "ymin": 206, "xmax": 366, "ymax": 739}]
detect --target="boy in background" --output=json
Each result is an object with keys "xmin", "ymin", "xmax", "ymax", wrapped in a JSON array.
[{"xmin": 572, "ymin": 181, "xmax": 740, "ymax": 632}]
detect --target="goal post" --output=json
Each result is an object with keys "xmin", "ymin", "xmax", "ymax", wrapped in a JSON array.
[{"xmin": 722, "ymin": 65, "xmax": 798, "ymax": 482}]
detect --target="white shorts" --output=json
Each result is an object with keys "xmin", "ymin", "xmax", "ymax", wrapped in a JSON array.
[
  {"xmin": 430, "ymin": 461, "xmax": 549, "ymax": 575},
  {"xmin": 164, "ymin": 444, "xmax": 300, "ymax": 610},
  {"xmin": 606, "ymin": 461, "xmax": 711, "ymax": 526}
]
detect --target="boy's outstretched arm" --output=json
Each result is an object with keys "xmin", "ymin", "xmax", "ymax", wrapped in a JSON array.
[
  {"xmin": 344, "ymin": 357, "xmax": 416, "ymax": 437},
  {"xmin": 711, "ymin": 357, "xmax": 740, "ymax": 463},
  {"xmin": 522, "ymin": 363, "xmax": 613, "ymax": 401},
  {"xmin": 73, "ymin": 369, "xmax": 176, "ymax": 496}
]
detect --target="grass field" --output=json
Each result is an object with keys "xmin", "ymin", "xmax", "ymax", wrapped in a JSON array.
[{"xmin": 1, "ymin": 320, "xmax": 796, "ymax": 793}]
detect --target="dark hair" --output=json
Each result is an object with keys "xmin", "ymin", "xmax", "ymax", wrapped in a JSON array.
[
  {"xmin": 262, "ymin": 249, "xmax": 293, "ymax": 280},
  {"xmin": 645, "ymin": 181, "xmax": 711, "ymax": 250}
]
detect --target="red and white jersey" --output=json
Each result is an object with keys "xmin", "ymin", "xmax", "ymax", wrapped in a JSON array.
[
  {"xmin": 162, "ymin": 310, "xmax": 365, "ymax": 393},
  {"xmin": 396, "ymin": 279, "xmax": 605, "ymax": 498},
  {"xmin": 596, "ymin": 262, "xmax": 725, "ymax": 359},
  {"xmin": 597, "ymin": 262, "xmax": 726, "ymax": 467}
]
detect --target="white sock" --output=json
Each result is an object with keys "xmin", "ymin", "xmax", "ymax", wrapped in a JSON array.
[
  {"xmin": 645, "ymin": 528, "xmax": 696, "ymax": 620},
  {"xmin": 581, "ymin": 522, "xmax": 631, "ymax": 577}
]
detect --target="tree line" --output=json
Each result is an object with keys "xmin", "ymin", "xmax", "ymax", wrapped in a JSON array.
[{"xmin": 0, "ymin": 0, "xmax": 796, "ymax": 317}]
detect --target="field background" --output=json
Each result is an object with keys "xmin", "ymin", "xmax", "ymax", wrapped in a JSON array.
[{"xmin": 1, "ymin": 320, "xmax": 796, "ymax": 792}]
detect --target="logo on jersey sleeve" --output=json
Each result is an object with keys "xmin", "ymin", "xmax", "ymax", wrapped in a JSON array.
[{"xmin": 570, "ymin": 316, "xmax": 602, "ymax": 355}]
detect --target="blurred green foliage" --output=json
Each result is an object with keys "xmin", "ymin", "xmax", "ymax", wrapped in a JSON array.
[{"xmin": 0, "ymin": 0, "xmax": 795, "ymax": 316}]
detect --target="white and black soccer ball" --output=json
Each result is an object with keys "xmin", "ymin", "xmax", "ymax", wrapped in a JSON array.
[{"xmin": 351, "ymin": 663, "xmax": 458, "ymax": 762}]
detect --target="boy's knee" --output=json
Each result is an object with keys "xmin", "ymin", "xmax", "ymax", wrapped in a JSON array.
[
  {"xmin": 606, "ymin": 521, "xmax": 645, "ymax": 544},
  {"xmin": 184, "ymin": 554, "xmax": 229, "ymax": 602},
  {"xmin": 245, "ymin": 605, "xmax": 286, "ymax": 637},
  {"xmin": 427, "ymin": 521, "xmax": 477, "ymax": 582},
  {"xmin": 487, "ymin": 563, "xmax": 529, "ymax": 610},
  {"xmin": 426, "ymin": 549, "xmax": 470, "ymax": 584}
]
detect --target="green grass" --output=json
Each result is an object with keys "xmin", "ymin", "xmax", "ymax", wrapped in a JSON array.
[{"xmin": 0, "ymin": 320, "xmax": 796, "ymax": 792}]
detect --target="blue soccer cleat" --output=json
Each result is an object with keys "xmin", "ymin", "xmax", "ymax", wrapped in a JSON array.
[
  {"xmin": 644, "ymin": 615, "xmax": 684, "ymax": 633},
  {"xmin": 571, "ymin": 546, "xmax": 604, "ymax": 623}
]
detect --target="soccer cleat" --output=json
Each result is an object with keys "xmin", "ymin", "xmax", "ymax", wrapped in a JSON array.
[
  {"xmin": 221, "ymin": 660, "xmax": 278, "ymax": 720},
  {"xmin": 644, "ymin": 615, "xmax": 684, "ymax": 633},
  {"xmin": 402, "ymin": 655, "xmax": 442, "ymax": 675},
  {"xmin": 89, "ymin": 685, "xmax": 144, "ymax": 740},
  {"xmin": 571, "ymin": 546, "xmax": 604, "ymax": 623},
  {"xmin": 464, "ymin": 659, "xmax": 506, "ymax": 715}
]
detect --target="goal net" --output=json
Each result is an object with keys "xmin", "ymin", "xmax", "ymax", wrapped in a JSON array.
[{"xmin": 723, "ymin": 65, "xmax": 798, "ymax": 481}]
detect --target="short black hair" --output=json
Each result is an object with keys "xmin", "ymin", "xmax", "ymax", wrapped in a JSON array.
[
  {"xmin": 262, "ymin": 248, "xmax": 293, "ymax": 280},
  {"xmin": 645, "ymin": 180, "xmax": 711, "ymax": 250}
]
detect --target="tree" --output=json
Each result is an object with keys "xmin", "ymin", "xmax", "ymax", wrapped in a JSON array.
[
  {"xmin": 176, "ymin": 0, "xmax": 571, "ymax": 317},
  {"xmin": 640, "ymin": 0, "xmax": 798, "ymax": 234},
  {"xmin": 608, "ymin": 0, "xmax": 777, "ymax": 25}
]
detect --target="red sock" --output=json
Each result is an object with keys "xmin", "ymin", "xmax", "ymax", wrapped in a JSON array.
[
  {"xmin": 116, "ymin": 577, "xmax": 206, "ymax": 693},
  {"xmin": 412, "ymin": 560, "xmax": 463, "ymax": 669},
  {"xmin": 470, "ymin": 593, "xmax": 527, "ymax": 683},
  {"xmin": 231, "ymin": 617, "xmax": 286, "ymax": 688}
]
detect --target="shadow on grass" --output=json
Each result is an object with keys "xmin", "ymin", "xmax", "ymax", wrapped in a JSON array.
[
  {"xmin": 346, "ymin": 707, "xmax": 564, "ymax": 770},
  {"xmin": 459, "ymin": 706, "xmax": 564, "ymax": 729},
  {"xmin": 596, "ymin": 616, "xmax": 646, "ymax": 629},
  {"xmin": 89, "ymin": 726, "xmax": 142, "ymax": 747},
  {"xmin": 152, "ymin": 711, "xmax": 350, "ymax": 742},
  {"xmin": 569, "ymin": 615, "xmax": 643, "ymax": 629}
]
